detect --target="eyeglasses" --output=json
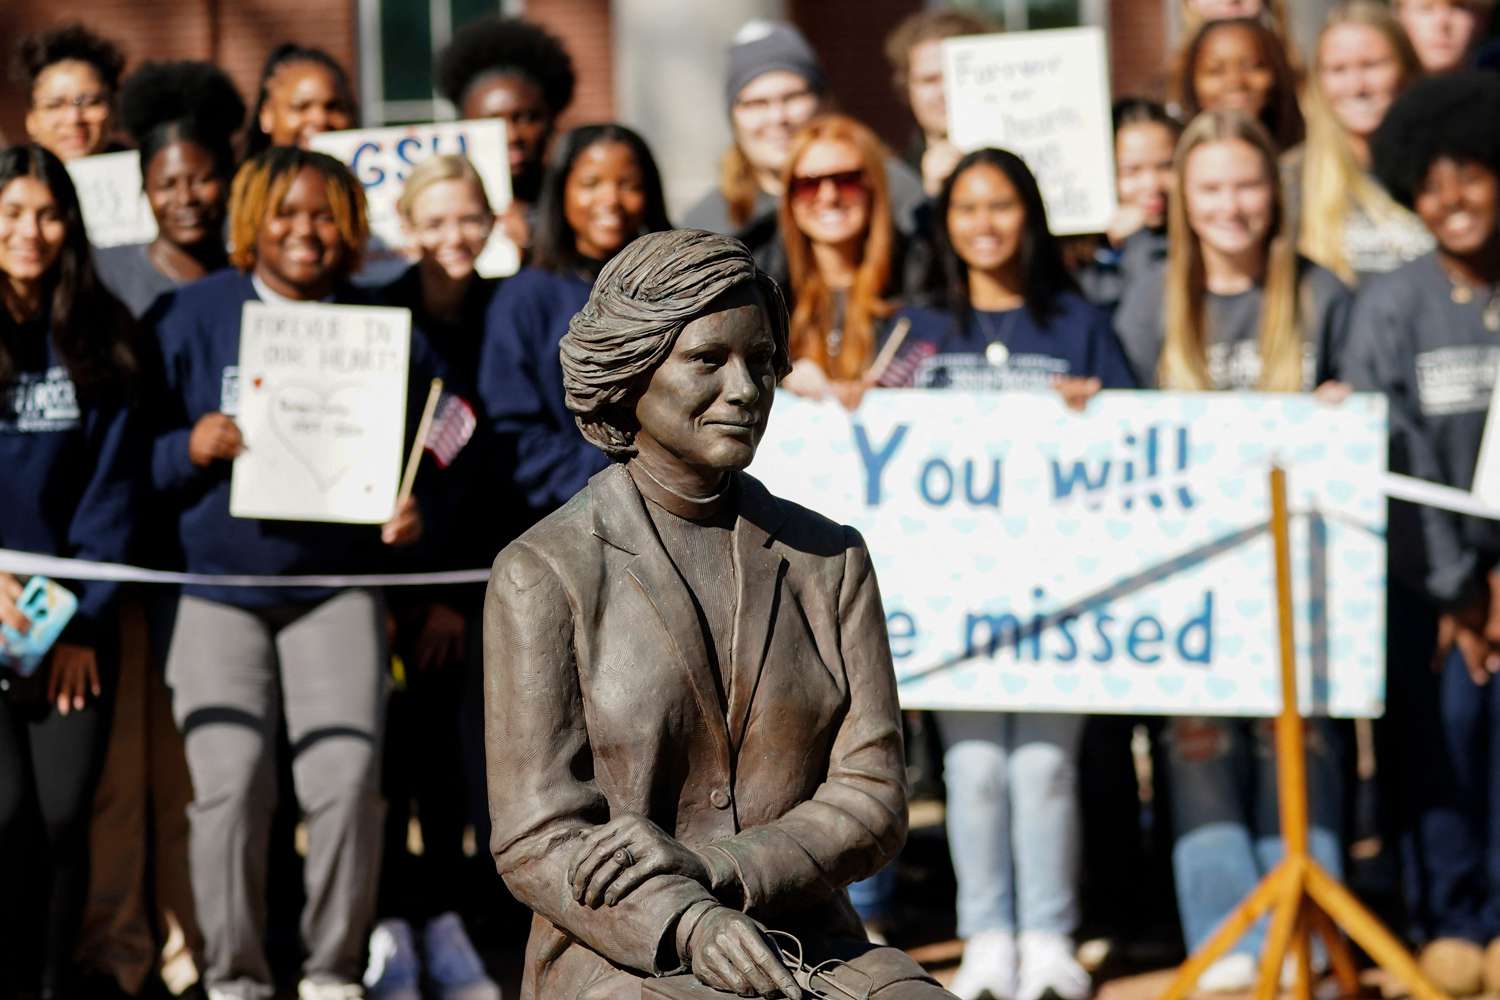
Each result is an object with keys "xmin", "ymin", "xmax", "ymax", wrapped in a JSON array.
[
  {"xmin": 733, "ymin": 88, "xmax": 819, "ymax": 122},
  {"xmin": 763, "ymin": 930, "xmax": 873, "ymax": 1000},
  {"xmin": 36, "ymin": 93, "xmax": 111, "ymax": 118},
  {"xmin": 787, "ymin": 170, "xmax": 868, "ymax": 204}
]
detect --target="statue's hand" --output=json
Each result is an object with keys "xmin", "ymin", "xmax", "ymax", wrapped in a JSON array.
[
  {"xmin": 686, "ymin": 907, "xmax": 803, "ymax": 999},
  {"xmin": 567, "ymin": 813, "xmax": 711, "ymax": 908}
]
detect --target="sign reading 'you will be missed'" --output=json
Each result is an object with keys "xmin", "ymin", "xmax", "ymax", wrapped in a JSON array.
[
  {"xmin": 230, "ymin": 302, "xmax": 411, "ymax": 525},
  {"xmin": 749, "ymin": 392, "xmax": 1389, "ymax": 719},
  {"xmin": 943, "ymin": 27, "xmax": 1117, "ymax": 236}
]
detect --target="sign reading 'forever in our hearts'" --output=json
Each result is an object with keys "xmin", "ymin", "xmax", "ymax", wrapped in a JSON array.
[
  {"xmin": 310, "ymin": 118, "xmax": 518, "ymax": 286},
  {"xmin": 230, "ymin": 302, "xmax": 411, "ymax": 524},
  {"xmin": 749, "ymin": 391, "xmax": 1390, "ymax": 719},
  {"xmin": 942, "ymin": 27, "xmax": 1117, "ymax": 236}
]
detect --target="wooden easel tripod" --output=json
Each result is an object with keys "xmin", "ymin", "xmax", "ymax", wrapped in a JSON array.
[{"xmin": 1157, "ymin": 467, "xmax": 1448, "ymax": 1000}]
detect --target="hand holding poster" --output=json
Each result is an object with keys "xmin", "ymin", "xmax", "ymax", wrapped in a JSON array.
[
  {"xmin": 310, "ymin": 119, "xmax": 518, "ymax": 285},
  {"xmin": 943, "ymin": 28, "xmax": 1116, "ymax": 235},
  {"xmin": 749, "ymin": 391, "xmax": 1388, "ymax": 718},
  {"xmin": 230, "ymin": 302, "xmax": 411, "ymax": 524},
  {"xmin": 66, "ymin": 151, "xmax": 156, "ymax": 248}
]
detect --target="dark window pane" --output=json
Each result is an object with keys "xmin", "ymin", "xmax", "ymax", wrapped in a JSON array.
[
  {"xmin": 381, "ymin": 0, "xmax": 435, "ymax": 103},
  {"xmin": 452, "ymin": 0, "xmax": 500, "ymax": 33}
]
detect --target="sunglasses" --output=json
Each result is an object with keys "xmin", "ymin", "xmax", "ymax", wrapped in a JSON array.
[{"xmin": 787, "ymin": 170, "xmax": 868, "ymax": 204}]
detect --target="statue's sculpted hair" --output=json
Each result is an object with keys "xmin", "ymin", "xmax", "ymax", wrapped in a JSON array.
[{"xmin": 561, "ymin": 229, "xmax": 790, "ymax": 458}]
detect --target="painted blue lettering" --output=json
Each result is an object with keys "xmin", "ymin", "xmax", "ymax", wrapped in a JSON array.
[
  {"xmin": 852, "ymin": 422, "xmax": 908, "ymax": 506},
  {"xmin": 920, "ymin": 458, "xmax": 954, "ymax": 506},
  {"xmin": 1126, "ymin": 616, "xmax": 1164, "ymax": 663}
]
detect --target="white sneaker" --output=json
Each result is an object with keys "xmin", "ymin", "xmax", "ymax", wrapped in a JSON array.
[
  {"xmin": 949, "ymin": 929, "xmax": 1019, "ymax": 1000},
  {"xmin": 1017, "ymin": 932, "xmax": 1091, "ymax": 1000},
  {"xmin": 424, "ymin": 912, "xmax": 503, "ymax": 1000},
  {"xmin": 1197, "ymin": 953, "xmax": 1257, "ymax": 993},
  {"xmin": 363, "ymin": 918, "xmax": 422, "ymax": 1000},
  {"xmin": 298, "ymin": 979, "xmax": 367, "ymax": 1000}
]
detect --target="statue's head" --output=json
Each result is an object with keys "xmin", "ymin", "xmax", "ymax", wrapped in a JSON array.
[{"xmin": 561, "ymin": 229, "xmax": 791, "ymax": 474}]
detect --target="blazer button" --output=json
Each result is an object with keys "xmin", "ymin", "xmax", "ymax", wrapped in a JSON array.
[{"xmin": 710, "ymin": 788, "xmax": 731, "ymax": 809}]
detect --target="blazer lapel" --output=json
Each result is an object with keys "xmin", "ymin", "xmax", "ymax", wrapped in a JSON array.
[
  {"xmin": 727, "ymin": 474, "xmax": 790, "ymax": 749},
  {"xmin": 591, "ymin": 465, "xmax": 732, "ymax": 773}
]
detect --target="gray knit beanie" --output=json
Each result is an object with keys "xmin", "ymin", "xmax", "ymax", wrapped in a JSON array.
[{"xmin": 724, "ymin": 20, "xmax": 827, "ymax": 113}]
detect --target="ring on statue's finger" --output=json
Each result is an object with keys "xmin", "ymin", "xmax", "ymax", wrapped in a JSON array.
[{"xmin": 613, "ymin": 847, "xmax": 634, "ymax": 867}]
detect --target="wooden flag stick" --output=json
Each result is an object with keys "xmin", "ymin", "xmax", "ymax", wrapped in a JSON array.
[
  {"xmin": 864, "ymin": 317, "xmax": 911, "ymax": 384},
  {"xmin": 397, "ymin": 377, "xmax": 443, "ymax": 509}
]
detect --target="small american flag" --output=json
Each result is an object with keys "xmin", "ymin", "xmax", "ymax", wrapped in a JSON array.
[{"xmin": 424, "ymin": 392, "xmax": 477, "ymax": 468}]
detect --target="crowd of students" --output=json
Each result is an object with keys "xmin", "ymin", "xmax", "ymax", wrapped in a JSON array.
[{"xmin": 1, "ymin": 2, "xmax": 1499, "ymax": 999}]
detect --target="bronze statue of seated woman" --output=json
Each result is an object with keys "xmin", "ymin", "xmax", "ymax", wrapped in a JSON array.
[{"xmin": 483, "ymin": 229, "xmax": 955, "ymax": 999}]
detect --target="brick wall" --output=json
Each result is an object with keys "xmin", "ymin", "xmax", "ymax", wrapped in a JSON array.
[
  {"xmin": 527, "ymin": 0, "xmax": 614, "ymax": 128},
  {"xmin": 792, "ymin": 0, "xmax": 923, "ymax": 155},
  {"xmin": 0, "ymin": 0, "xmax": 357, "ymax": 149},
  {"xmin": 1111, "ymin": 0, "xmax": 1174, "ymax": 103}
]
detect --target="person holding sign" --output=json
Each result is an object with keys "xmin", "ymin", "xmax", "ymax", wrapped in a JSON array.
[
  {"xmin": 1113, "ymin": 110, "xmax": 1351, "ymax": 992},
  {"xmin": 147, "ymin": 147, "xmax": 433, "ymax": 1000},
  {"xmin": 368, "ymin": 152, "xmax": 507, "ymax": 1000},
  {"xmin": 1177, "ymin": 17, "xmax": 1305, "ymax": 153},
  {"xmin": 93, "ymin": 61, "xmax": 243, "ymax": 318},
  {"xmin": 0, "ymin": 145, "xmax": 143, "ymax": 998},
  {"xmin": 245, "ymin": 44, "xmax": 356, "ymax": 155},
  {"xmin": 1344, "ymin": 72, "xmax": 1500, "ymax": 998},
  {"xmin": 436, "ymin": 15, "xmax": 576, "ymax": 256},
  {"xmin": 874, "ymin": 148, "xmax": 1131, "ymax": 1000},
  {"xmin": 478, "ymin": 123, "xmax": 671, "ymax": 516},
  {"xmin": 777, "ymin": 115, "xmax": 908, "ymax": 411},
  {"xmin": 16, "ymin": 24, "xmax": 126, "ymax": 163}
]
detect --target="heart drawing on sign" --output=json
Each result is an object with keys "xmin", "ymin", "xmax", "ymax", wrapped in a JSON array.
[{"xmin": 267, "ymin": 381, "xmax": 362, "ymax": 493}]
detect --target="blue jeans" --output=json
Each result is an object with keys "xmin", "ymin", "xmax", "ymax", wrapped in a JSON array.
[
  {"xmin": 849, "ymin": 864, "xmax": 899, "ymax": 921},
  {"xmin": 937, "ymin": 711, "xmax": 1083, "ymax": 938},
  {"xmin": 1166, "ymin": 718, "xmax": 1343, "ymax": 955},
  {"xmin": 1394, "ymin": 643, "xmax": 1500, "ymax": 944}
]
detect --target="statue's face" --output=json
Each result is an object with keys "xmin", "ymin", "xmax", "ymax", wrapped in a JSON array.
[{"xmin": 632, "ymin": 285, "xmax": 779, "ymax": 476}]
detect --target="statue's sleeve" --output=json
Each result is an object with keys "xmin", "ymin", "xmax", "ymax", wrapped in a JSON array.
[
  {"xmin": 483, "ymin": 541, "xmax": 717, "ymax": 973},
  {"xmin": 705, "ymin": 527, "xmax": 909, "ymax": 911}
]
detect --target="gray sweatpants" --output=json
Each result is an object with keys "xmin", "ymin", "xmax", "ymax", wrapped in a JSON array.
[{"xmin": 166, "ymin": 590, "xmax": 387, "ymax": 999}]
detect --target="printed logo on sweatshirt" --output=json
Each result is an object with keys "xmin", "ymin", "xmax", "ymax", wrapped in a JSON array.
[
  {"xmin": 0, "ymin": 366, "xmax": 80, "ymax": 433},
  {"xmin": 1415, "ymin": 346, "xmax": 1500, "ymax": 417},
  {"xmin": 1206, "ymin": 340, "xmax": 1317, "ymax": 391},
  {"xmin": 219, "ymin": 366, "xmax": 241, "ymax": 417}
]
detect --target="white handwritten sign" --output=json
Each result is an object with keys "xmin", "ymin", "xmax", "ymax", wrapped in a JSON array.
[
  {"xmin": 230, "ymin": 302, "xmax": 411, "ymax": 524},
  {"xmin": 750, "ymin": 391, "xmax": 1389, "ymax": 717},
  {"xmin": 943, "ymin": 28, "xmax": 1117, "ymax": 235},
  {"xmin": 311, "ymin": 119, "xmax": 519, "ymax": 285},
  {"xmin": 66, "ymin": 151, "xmax": 156, "ymax": 248}
]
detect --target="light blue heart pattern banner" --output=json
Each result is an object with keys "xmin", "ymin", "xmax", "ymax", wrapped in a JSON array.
[{"xmin": 748, "ymin": 390, "xmax": 1388, "ymax": 718}]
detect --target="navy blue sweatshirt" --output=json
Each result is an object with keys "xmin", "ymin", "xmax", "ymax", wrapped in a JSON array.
[
  {"xmin": 381, "ymin": 266, "xmax": 519, "ymax": 611},
  {"xmin": 878, "ymin": 292, "xmax": 1138, "ymax": 391},
  {"xmin": 1, "ymin": 316, "xmax": 141, "ymax": 645},
  {"xmin": 476, "ymin": 266, "xmax": 608, "ymax": 515},
  {"xmin": 149, "ymin": 269, "xmax": 444, "ymax": 608}
]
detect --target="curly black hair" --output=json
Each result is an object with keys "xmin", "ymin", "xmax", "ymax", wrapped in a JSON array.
[
  {"xmin": 436, "ymin": 16, "xmax": 575, "ymax": 115},
  {"xmin": 1372, "ymin": 71, "xmax": 1500, "ymax": 209},
  {"xmin": 13, "ymin": 22, "xmax": 127, "ymax": 94},
  {"xmin": 120, "ymin": 61, "xmax": 246, "ymax": 178}
]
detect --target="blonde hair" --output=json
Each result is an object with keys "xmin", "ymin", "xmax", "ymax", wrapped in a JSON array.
[
  {"xmin": 396, "ymin": 153, "xmax": 492, "ymax": 220},
  {"xmin": 1160, "ymin": 110, "xmax": 1303, "ymax": 392},
  {"xmin": 228, "ymin": 147, "xmax": 367, "ymax": 276},
  {"xmin": 1298, "ymin": 1, "xmax": 1422, "ymax": 282},
  {"xmin": 719, "ymin": 145, "xmax": 760, "ymax": 230},
  {"xmin": 778, "ymin": 115, "xmax": 894, "ymax": 380}
]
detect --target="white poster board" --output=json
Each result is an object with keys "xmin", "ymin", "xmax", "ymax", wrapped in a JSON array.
[
  {"xmin": 749, "ymin": 391, "xmax": 1389, "ymax": 718},
  {"xmin": 230, "ymin": 301, "xmax": 411, "ymax": 524},
  {"xmin": 66, "ymin": 151, "xmax": 156, "ymax": 248},
  {"xmin": 311, "ymin": 119, "xmax": 519, "ymax": 285},
  {"xmin": 1468, "ymin": 380, "xmax": 1500, "ymax": 506},
  {"xmin": 943, "ymin": 28, "xmax": 1117, "ymax": 236}
]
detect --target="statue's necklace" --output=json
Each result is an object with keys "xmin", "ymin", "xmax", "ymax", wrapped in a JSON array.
[{"xmin": 634, "ymin": 461, "xmax": 726, "ymax": 505}]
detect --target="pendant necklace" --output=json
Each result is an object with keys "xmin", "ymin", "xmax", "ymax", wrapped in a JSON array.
[
  {"xmin": 978, "ymin": 310, "xmax": 1012, "ymax": 367},
  {"xmin": 1443, "ymin": 265, "xmax": 1500, "ymax": 333}
]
